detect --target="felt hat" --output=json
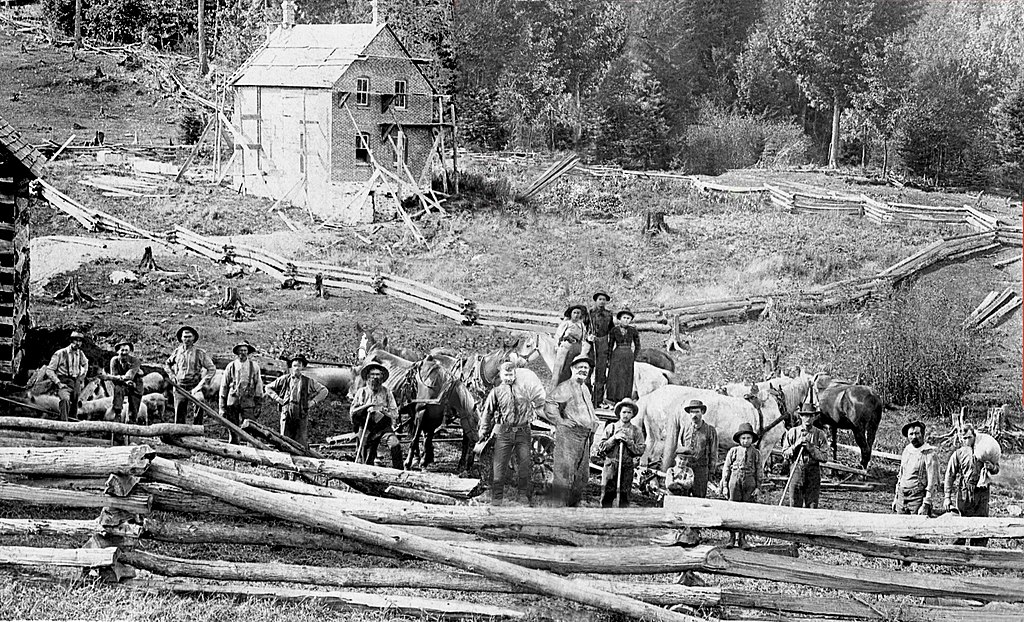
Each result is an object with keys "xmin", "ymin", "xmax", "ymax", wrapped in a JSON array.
[
  {"xmin": 592, "ymin": 291, "xmax": 610, "ymax": 302},
  {"xmin": 570, "ymin": 355, "xmax": 594, "ymax": 369},
  {"xmin": 901, "ymin": 420, "xmax": 926, "ymax": 438},
  {"xmin": 563, "ymin": 304, "xmax": 587, "ymax": 319},
  {"xmin": 360, "ymin": 361, "xmax": 389, "ymax": 381},
  {"xmin": 175, "ymin": 325, "xmax": 199, "ymax": 342},
  {"xmin": 683, "ymin": 399, "xmax": 707, "ymax": 413},
  {"xmin": 113, "ymin": 339, "xmax": 134, "ymax": 351},
  {"xmin": 69, "ymin": 331, "xmax": 86, "ymax": 341},
  {"xmin": 614, "ymin": 398, "xmax": 638, "ymax": 417},
  {"xmin": 288, "ymin": 353, "xmax": 310, "ymax": 367},
  {"xmin": 616, "ymin": 308, "xmax": 635, "ymax": 320},
  {"xmin": 797, "ymin": 403, "xmax": 820, "ymax": 417},
  {"xmin": 733, "ymin": 422, "xmax": 760, "ymax": 444},
  {"xmin": 233, "ymin": 340, "xmax": 256, "ymax": 356}
]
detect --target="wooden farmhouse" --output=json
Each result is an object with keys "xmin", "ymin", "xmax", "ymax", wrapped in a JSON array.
[
  {"xmin": 0, "ymin": 116, "xmax": 39, "ymax": 383},
  {"xmin": 230, "ymin": 14, "xmax": 448, "ymax": 224}
]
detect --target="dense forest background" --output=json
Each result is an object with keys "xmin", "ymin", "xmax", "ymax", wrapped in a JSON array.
[{"xmin": 42, "ymin": 0, "xmax": 1024, "ymax": 186}]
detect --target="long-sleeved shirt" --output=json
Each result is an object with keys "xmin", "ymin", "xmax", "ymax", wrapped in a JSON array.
[
  {"xmin": 597, "ymin": 421, "xmax": 645, "ymax": 462},
  {"xmin": 554, "ymin": 320, "xmax": 588, "ymax": 346},
  {"xmin": 108, "ymin": 354, "xmax": 143, "ymax": 391},
  {"xmin": 945, "ymin": 446, "xmax": 1000, "ymax": 499},
  {"xmin": 220, "ymin": 359, "xmax": 264, "ymax": 410},
  {"xmin": 348, "ymin": 384, "xmax": 398, "ymax": 426},
  {"xmin": 266, "ymin": 373, "xmax": 328, "ymax": 419},
  {"xmin": 478, "ymin": 380, "xmax": 543, "ymax": 439},
  {"xmin": 721, "ymin": 445, "xmax": 763, "ymax": 488},
  {"xmin": 678, "ymin": 420, "xmax": 718, "ymax": 472},
  {"xmin": 895, "ymin": 442, "xmax": 939, "ymax": 504},
  {"xmin": 609, "ymin": 325, "xmax": 641, "ymax": 358},
  {"xmin": 46, "ymin": 346, "xmax": 88, "ymax": 382},
  {"xmin": 589, "ymin": 308, "xmax": 614, "ymax": 339},
  {"xmin": 781, "ymin": 425, "xmax": 830, "ymax": 463},
  {"xmin": 165, "ymin": 345, "xmax": 215, "ymax": 385},
  {"xmin": 544, "ymin": 379, "xmax": 597, "ymax": 431}
]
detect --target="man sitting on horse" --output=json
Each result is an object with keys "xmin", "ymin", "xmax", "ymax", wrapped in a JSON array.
[{"xmin": 350, "ymin": 362, "xmax": 404, "ymax": 469}]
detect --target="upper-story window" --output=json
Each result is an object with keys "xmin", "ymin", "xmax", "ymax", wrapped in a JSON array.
[
  {"xmin": 356, "ymin": 77, "xmax": 370, "ymax": 106},
  {"xmin": 394, "ymin": 80, "xmax": 407, "ymax": 110}
]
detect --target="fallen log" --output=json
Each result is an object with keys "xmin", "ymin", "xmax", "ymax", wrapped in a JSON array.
[
  {"xmin": 189, "ymin": 463, "xmax": 350, "ymax": 498},
  {"xmin": 0, "ymin": 417, "xmax": 203, "ymax": 438},
  {"xmin": 703, "ymin": 547, "xmax": 1024, "ymax": 602},
  {"xmin": 126, "ymin": 577, "xmax": 526, "ymax": 619},
  {"xmin": 146, "ymin": 458, "xmax": 702, "ymax": 622},
  {"xmin": 0, "ymin": 481, "xmax": 152, "ymax": 514},
  {"xmin": 385, "ymin": 485, "xmax": 459, "ymax": 505},
  {"xmin": 0, "ymin": 545, "xmax": 117, "ymax": 568},
  {"xmin": 0, "ymin": 446, "xmax": 153, "ymax": 476},
  {"xmin": 0, "ymin": 430, "xmax": 112, "ymax": 446},
  {"xmin": 241, "ymin": 419, "xmax": 323, "ymax": 458},
  {"xmin": 140, "ymin": 482, "xmax": 249, "ymax": 516},
  {"xmin": 838, "ymin": 443, "xmax": 900, "ymax": 462},
  {"xmin": 0, "ymin": 518, "xmax": 99, "ymax": 539},
  {"xmin": 169, "ymin": 436, "xmax": 481, "ymax": 499}
]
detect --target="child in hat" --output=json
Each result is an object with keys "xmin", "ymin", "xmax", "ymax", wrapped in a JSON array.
[
  {"xmin": 596, "ymin": 398, "xmax": 646, "ymax": 508},
  {"xmin": 720, "ymin": 422, "xmax": 763, "ymax": 548}
]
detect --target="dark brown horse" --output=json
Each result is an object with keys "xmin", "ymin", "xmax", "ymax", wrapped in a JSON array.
[
  {"xmin": 635, "ymin": 348, "xmax": 675, "ymax": 373},
  {"xmin": 813, "ymin": 376, "xmax": 884, "ymax": 470},
  {"xmin": 397, "ymin": 356, "xmax": 478, "ymax": 472}
]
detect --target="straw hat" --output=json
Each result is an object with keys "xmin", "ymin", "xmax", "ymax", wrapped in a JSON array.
[{"xmin": 614, "ymin": 398, "xmax": 638, "ymax": 417}]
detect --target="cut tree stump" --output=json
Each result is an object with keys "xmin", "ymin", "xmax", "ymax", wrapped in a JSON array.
[
  {"xmin": 137, "ymin": 246, "xmax": 161, "ymax": 271},
  {"xmin": 54, "ymin": 275, "xmax": 94, "ymax": 304},
  {"xmin": 315, "ymin": 273, "xmax": 329, "ymax": 299},
  {"xmin": 214, "ymin": 286, "xmax": 252, "ymax": 321},
  {"xmin": 641, "ymin": 211, "xmax": 672, "ymax": 236}
]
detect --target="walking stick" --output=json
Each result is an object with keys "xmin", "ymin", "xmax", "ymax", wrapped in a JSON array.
[
  {"xmin": 355, "ymin": 408, "xmax": 372, "ymax": 464},
  {"xmin": 616, "ymin": 441, "xmax": 625, "ymax": 508},
  {"xmin": 778, "ymin": 446, "xmax": 804, "ymax": 506}
]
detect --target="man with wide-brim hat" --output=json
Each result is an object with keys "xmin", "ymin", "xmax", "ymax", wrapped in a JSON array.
[
  {"xmin": 349, "ymin": 360, "xmax": 401, "ymax": 467},
  {"xmin": 551, "ymin": 305, "xmax": 591, "ymax": 390},
  {"xmin": 596, "ymin": 398, "xmax": 646, "ymax": 508},
  {"xmin": 43, "ymin": 331, "xmax": 90, "ymax": 421},
  {"xmin": 589, "ymin": 291, "xmax": 613, "ymax": 406},
  {"xmin": 265, "ymin": 353, "xmax": 329, "ymax": 449},
  {"xmin": 892, "ymin": 419, "xmax": 938, "ymax": 517},
  {"xmin": 164, "ymin": 325, "xmax": 215, "ymax": 425},
  {"xmin": 219, "ymin": 340, "xmax": 264, "ymax": 445},
  {"xmin": 781, "ymin": 403, "xmax": 831, "ymax": 508},
  {"xmin": 666, "ymin": 398, "xmax": 718, "ymax": 498},
  {"xmin": 100, "ymin": 339, "xmax": 143, "ymax": 424},
  {"xmin": 545, "ymin": 354, "xmax": 599, "ymax": 506},
  {"xmin": 605, "ymin": 308, "xmax": 640, "ymax": 406}
]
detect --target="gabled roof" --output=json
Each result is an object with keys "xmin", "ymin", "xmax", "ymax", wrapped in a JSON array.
[
  {"xmin": 230, "ymin": 23, "xmax": 388, "ymax": 89},
  {"xmin": 0, "ymin": 115, "xmax": 45, "ymax": 178}
]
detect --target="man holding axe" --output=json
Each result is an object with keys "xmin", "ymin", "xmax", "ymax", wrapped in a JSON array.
[
  {"xmin": 781, "ymin": 403, "xmax": 830, "ymax": 508},
  {"xmin": 597, "ymin": 398, "xmax": 645, "ymax": 508},
  {"xmin": 349, "ymin": 362, "xmax": 403, "ymax": 469}
]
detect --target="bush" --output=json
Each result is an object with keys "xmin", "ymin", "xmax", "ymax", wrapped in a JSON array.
[
  {"xmin": 178, "ymin": 107, "xmax": 207, "ymax": 145},
  {"xmin": 677, "ymin": 104, "xmax": 810, "ymax": 174}
]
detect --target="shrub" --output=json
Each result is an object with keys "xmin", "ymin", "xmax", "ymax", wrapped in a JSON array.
[
  {"xmin": 677, "ymin": 104, "xmax": 810, "ymax": 174},
  {"xmin": 178, "ymin": 107, "xmax": 207, "ymax": 146}
]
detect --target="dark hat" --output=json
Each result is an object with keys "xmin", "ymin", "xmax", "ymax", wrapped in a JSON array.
[
  {"xmin": 614, "ymin": 398, "xmax": 638, "ymax": 417},
  {"xmin": 570, "ymin": 355, "xmax": 594, "ymax": 369},
  {"xmin": 564, "ymin": 304, "xmax": 587, "ymax": 319},
  {"xmin": 233, "ymin": 340, "xmax": 256, "ymax": 355},
  {"xmin": 683, "ymin": 399, "xmax": 707, "ymax": 413},
  {"xmin": 616, "ymin": 308, "xmax": 635, "ymax": 320},
  {"xmin": 592, "ymin": 291, "xmax": 611, "ymax": 302},
  {"xmin": 360, "ymin": 361, "xmax": 389, "ymax": 381},
  {"xmin": 113, "ymin": 339, "xmax": 134, "ymax": 351},
  {"xmin": 288, "ymin": 353, "xmax": 310, "ymax": 367},
  {"xmin": 901, "ymin": 420, "xmax": 926, "ymax": 438},
  {"xmin": 798, "ymin": 403, "xmax": 820, "ymax": 417},
  {"xmin": 175, "ymin": 325, "xmax": 199, "ymax": 342},
  {"xmin": 69, "ymin": 331, "xmax": 86, "ymax": 341},
  {"xmin": 733, "ymin": 422, "xmax": 760, "ymax": 444}
]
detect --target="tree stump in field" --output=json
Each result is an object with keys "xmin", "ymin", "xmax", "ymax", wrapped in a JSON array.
[
  {"xmin": 314, "ymin": 273, "xmax": 328, "ymax": 299},
  {"xmin": 641, "ymin": 211, "xmax": 672, "ymax": 236},
  {"xmin": 214, "ymin": 287, "xmax": 252, "ymax": 321},
  {"xmin": 54, "ymin": 276, "xmax": 94, "ymax": 304},
  {"xmin": 137, "ymin": 246, "xmax": 161, "ymax": 272}
]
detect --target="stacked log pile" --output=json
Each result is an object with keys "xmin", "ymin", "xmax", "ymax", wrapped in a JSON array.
[{"xmin": 6, "ymin": 441, "xmax": 1024, "ymax": 620}]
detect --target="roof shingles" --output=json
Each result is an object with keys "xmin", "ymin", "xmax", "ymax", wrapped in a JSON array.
[{"xmin": 0, "ymin": 115, "xmax": 45, "ymax": 178}]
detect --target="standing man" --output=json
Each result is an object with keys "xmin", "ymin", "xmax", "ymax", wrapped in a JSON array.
[
  {"xmin": 164, "ymin": 326, "xmax": 216, "ymax": 425},
  {"xmin": 781, "ymin": 404, "xmax": 830, "ymax": 508},
  {"xmin": 102, "ymin": 340, "xmax": 143, "ymax": 423},
  {"xmin": 265, "ymin": 354, "xmax": 329, "ymax": 449},
  {"xmin": 893, "ymin": 419, "xmax": 939, "ymax": 517},
  {"xmin": 545, "ymin": 355, "xmax": 598, "ymax": 507},
  {"xmin": 475, "ymin": 361, "xmax": 544, "ymax": 505},
  {"xmin": 44, "ymin": 331, "xmax": 89, "ymax": 421},
  {"xmin": 589, "ymin": 291, "xmax": 614, "ymax": 407},
  {"xmin": 944, "ymin": 424, "xmax": 1001, "ymax": 546},
  {"xmin": 350, "ymin": 362, "xmax": 403, "ymax": 468},
  {"xmin": 664, "ymin": 399, "xmax": 718, "ymax": 498},
  {"xmin": 219, "ymin": 341, "xmax": 264, "ymax": 444}
]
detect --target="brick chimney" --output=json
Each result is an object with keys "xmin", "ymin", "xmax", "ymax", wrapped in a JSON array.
[
  {"xmin": 371, "ymin": 0, "xmax": 379, "ymax": 26},
  {"xmin": 282, "ymin": 0, "xmax": 296, "ymax": 29}
]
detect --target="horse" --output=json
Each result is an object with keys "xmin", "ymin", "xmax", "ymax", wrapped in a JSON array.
[
  {"xmin": 634, "ymin": 385, "xmax": 785, "ymax": 476},
  {"xmin": 812, "ymin": 375, "xmax": 884, "ymax": 470},
  {"xmin": 718, "ymin": 368, "xmax": 816, "ymax": 432},
  {"xmin": 356, "ymin": 322, "xmax": 422, "ymax": 362},
  {"xmin": 636, "ymin": 348, "xmax": 675, "ymax": 373}
]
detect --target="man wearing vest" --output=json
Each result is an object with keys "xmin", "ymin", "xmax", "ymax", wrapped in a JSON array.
[
  {"xmin": 349, "ymin": 362, "xmax": 403, "ymax": 469},
  {"xmin": 265, "ymin": 353, "xmax": 328, "ymax": 449},
  {"xmin": 545, "ymin": 355, "xmax": 598, "ymax": 507},
  {"xmin": 219, "ymin": 341, "xmax": 264, "ymax": 444},
  {"xmin": 781, "ymin": 404, "xmax": 831, "ymax": 508},
  {"xmin": 668, "ymin": 399, "xmax": 718, "ymax": 498},
  {"xmin": 164, "ymin": 326, "xmax": 216, "ymax": 425},
  {"xmin": 102, "ymin": 340, "xmax": 143, "ymax": 424},
  {"xmin": 43, "ymin": 331, "xmax": 89, "ymax": 421},
  {"xmin": 589, "ymin": 291, "xmax": 614, "ymax": 407}
]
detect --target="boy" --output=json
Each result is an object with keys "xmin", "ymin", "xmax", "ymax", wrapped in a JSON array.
[
  {"xmin": 597, "ymin": 398, "xmax": 646, "ymax": 508},
  {"xmin": 720, "ymin": 422, "xmax": 762, "ymax": 548}
]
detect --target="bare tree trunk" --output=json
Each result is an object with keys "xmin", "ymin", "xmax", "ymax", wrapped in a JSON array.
[
  {"xmin": 197, "ymin": 0, "xmax": 208, "ymax": 76},
  {"xmin": 73, "ymin": 0, "xmax": 82, "ymax": 49},
  {"xmin": 641, "ymin": 211, "xmax": 671, "ymax": 236},
  {"xmin": 828, "ymin": 93, "xmax": 840, "ymax": 169},
  {"xmin": 882, "ymin": 138, "xmax": 889, "ymax": 178}
]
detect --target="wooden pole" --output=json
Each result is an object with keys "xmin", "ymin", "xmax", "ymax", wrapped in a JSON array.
[
  {"xmin": 384, "ymin": 485, "xmax": 458, "ymax": 505},
  {"xmin": 167, "ymin": 382, "xmax": 272, "ymax": 450},
  {"xmin": 616, "ymin": 441, "xmax": 624, "ymax": 508},
  {"xmin": 73, "ymin": 0, "xmax": 82, "ymax": 49},
  {"xmin": 450, "ymin": 103, "xmax": 459, "ymax": 194},
  {"xmin": 189, "ymin": 463, "xmax": 351, "ymax": 498},
  {"xmin": 146, "ymin": 457, "xmax": 704, "ymax": 622},
  {"xmin": 0, "ymin": 445, "xmax": 153, "ymax": 476},
  {"xmin": 777, "ymin": 447, "xmax": 801, "ymax": 506},
  {"xmin": 175, "ymin": 117, "xmax": 215, "ymax": 182},
  {"xmin": 0, "ymin": 416, "xmax": 203, "ymax": 438},
  {"xmin": 0, "ymin": 481, "xmax": 152, "ymax": 513},
  {"xmin": 197, "ymin": 0, "xmax": 207, "ymax": 76},
  {"xmin": 0, "ymin": 545, "xmax": 117, "ymax": 568},
  {"xmin": 0, "ymin": 518, "xmax": 99, "ymax": 539}
]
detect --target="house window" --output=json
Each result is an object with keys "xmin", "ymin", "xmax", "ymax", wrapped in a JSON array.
[
  {"xmin": 355, "ymin": 132, "xmax": 370, "ymax": 164},
  {"xmin": 356, "ymin": 77, "xmax": 370, "ymax": 106},
  {"xmin": 393, "ymin": 129, "xmax": 406, "ymax": 169},
  {"xmin": 394, "ymin": 80, "xmax": 407, "ymax": 110}
]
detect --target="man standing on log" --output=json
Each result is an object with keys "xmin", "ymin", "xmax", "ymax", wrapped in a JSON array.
[
  {"xmin": 43, "ymin": 331, "xmax": 89, "ymax": 421},
  {"xmin": 164, "ymin": 326, "xmax": 216, "ymax": 425},
  {"xmin": 893, "ymin": 420, "xmax": 938, "ymax": 517},
  {"xmin": 944, "ymin": 424, "xmax": 1000, "ymax": 546},
  {"xmin": 219, "ymin": 341, "xmax": 264, "ymax": 444},
  {"xmin": 265, "ymin": 354, "xmax": 328, "ymax": 450},
  {"xmin": 589, "ymin": 291, "xmax": 613, "ymax": 407},
  {"xmin": 545, "ymin": 355, "xmax": 598, "ymax": 507},
  {"xmin": 781, "ymin": 404, "xmax": 830, "ymax": 508},
  {"xmin": 102, "ymin": 340, "xmax": 143, "ymax": 424},
  {"xmin": 349, "ymin": 362, "xmax": 403, "ymax": 468},
  {"xmin": 475, "ymin": 361, "xmax": 543, "ymax": 505},
  {"xmin": 670, "ymin": 399, "xmax": 718, "ymax": 498}
]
